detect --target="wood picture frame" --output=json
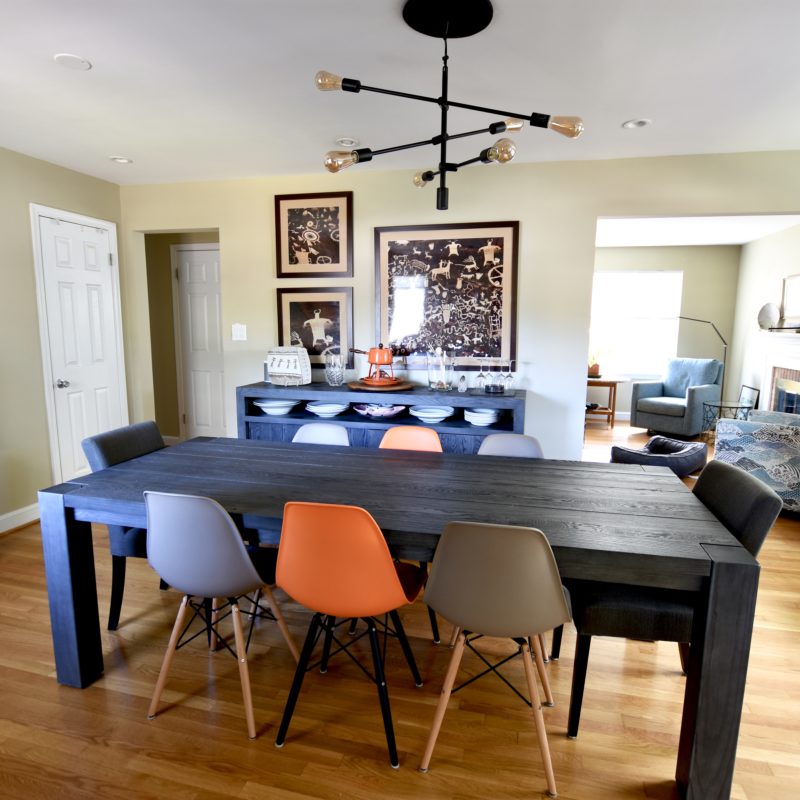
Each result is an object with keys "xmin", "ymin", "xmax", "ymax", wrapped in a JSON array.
[
  {"xmin": 275, "ymin": 191, "xmax": 353, "ymax": 278},
  {"xmin": 276, "ymin": 287, "xmax": 354, "ymax": 368},
  {"xmin": 781, "ymin": 273, "xmax": 800, "ymax": 325},
  {"xmin": 374, "ymin": 221, "xmax": 519, "ymax": 368}
]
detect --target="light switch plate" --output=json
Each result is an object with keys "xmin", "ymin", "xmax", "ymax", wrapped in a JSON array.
[{"xmin": 231, "ymin": 323, "xmax": 247, "ymax": 341}]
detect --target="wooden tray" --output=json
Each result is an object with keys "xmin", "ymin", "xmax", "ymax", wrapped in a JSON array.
[{"xmin": 346, "ymin": 380, "xmax": 416, "ymax": 392}]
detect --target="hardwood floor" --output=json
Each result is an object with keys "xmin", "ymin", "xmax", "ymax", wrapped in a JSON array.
[{"xmin": 1, "ymin": 423, "xmax": 798, "ymax": 799}]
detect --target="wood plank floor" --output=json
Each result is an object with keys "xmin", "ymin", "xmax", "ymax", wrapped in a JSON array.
[{"xmin": 1, "ymin": 423, "xmax": 798, "ymax": 799}]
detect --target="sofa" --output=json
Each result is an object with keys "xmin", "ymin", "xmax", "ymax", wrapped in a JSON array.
[
  {"xmin": 715, "ymin": 409, "xmax": 800, "ymax": 510},
  {"xmin": 629, "ymin": 358, "xmax": 724, "ymax": 437}
]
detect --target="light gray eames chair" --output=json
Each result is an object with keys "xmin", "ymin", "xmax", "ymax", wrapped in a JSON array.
[
  {"xmin": 566, "ymin": 459, "xmax": 782, "ymax": 739},
  {"xmin": 81, "ymin": 421, "xmax": 166, "ymax": 630},
  {"xmin": 477, "ymin": 432, "xmax": 544, "ymax": 459},
  {"xmin": 419, "ymin": 521, "xmax": 571, "ymax": 798},
  {"xmin": 144, "ymin": 491, "xmax": 298, "ymax": 739},
  {"xmin": 292, "ymin": 422, "xmax": 350, "ymax": 446}
]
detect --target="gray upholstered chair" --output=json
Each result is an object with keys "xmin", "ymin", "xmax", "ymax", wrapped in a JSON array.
[
  {"xmin": 418, "ymin": 521, "xmax": 571, "ymax": 799},
  {"xmin": 291, "ymin": 422, "xmax": 350, "ymax": 446},
  {"xmin": 629, "ymin": 358, "xmax": 724, "ymax": 437},
  {"xmin": 81, "ymin": 421, "xmax": 166, "ymax": 630},
  {"xmin": 477, "ymin": 432, "xmax": 544, "ymax": 458},
  {"xmin": 566, "ymin": 459, "xmax": 781, "ymax": 738},
  {"xmin": 144, "ymin": 491, "xmax": 298, "ymax": 739}
]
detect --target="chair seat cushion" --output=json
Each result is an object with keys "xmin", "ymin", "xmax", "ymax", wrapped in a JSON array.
[
  {"xmin": 636, "ymin": 396, "xmax": 687, "ymax": 417},
  {"xmin": 611, "ymin": 436, "xmax": 707, "ymax": 477},
  {"xmin": 568, "ymin": 581, "xmax": 696, "ymax": 642}
]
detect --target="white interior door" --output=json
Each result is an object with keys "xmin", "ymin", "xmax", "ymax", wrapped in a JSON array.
[
  {"xmin": 32, "ymin": 207, "xmax": 128, "ymax": 481},
  {"xmin": 173, "ymin": 245, "xmax": 225, "ymax": 438}
]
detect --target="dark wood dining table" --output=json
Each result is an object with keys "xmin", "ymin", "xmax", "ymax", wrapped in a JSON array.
[{"xmin": 38, "ymin": 436, "xmax": 760, "ymax": 800}]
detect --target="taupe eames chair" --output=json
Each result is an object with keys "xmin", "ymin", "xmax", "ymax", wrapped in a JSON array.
[
  {"xmin": 566, "ymin": 459, "xmax": 782, "ymax": 739},
  {"xmin": 81, "ymin": 421, "xmax": 166, "ymax": 630},
  {"xmin": 419, "ymin": 521, "xmax": 571, "ymax": 798},
  {"xmin": 477, "ymin": 432, "xmax": 544, "ymax": 458},
  {"xmin": 144, "ymin": 491, "xmax": 298, "ymax": 739},
  {"xmin": 292, "ymin": 422, "xmax": 350, "ymax": 446}
]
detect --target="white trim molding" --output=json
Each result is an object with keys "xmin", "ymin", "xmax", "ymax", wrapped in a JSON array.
[{"xmin": 1, "ymin": 504, "xmax": 39, "ymax": 534}]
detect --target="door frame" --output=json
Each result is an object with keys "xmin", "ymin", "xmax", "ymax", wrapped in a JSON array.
[
  {"xmin": 170, "ymin": 242, "xmax": 222, "ymax": 440},
  {"xmin": 29, "ymin": 203, "xmax": 129, "ymax": 483}
]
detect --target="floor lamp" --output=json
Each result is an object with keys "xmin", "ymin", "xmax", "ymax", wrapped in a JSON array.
[{"xmin": 678, "ymin": 316, "xmax": 728, "ymax": 398}]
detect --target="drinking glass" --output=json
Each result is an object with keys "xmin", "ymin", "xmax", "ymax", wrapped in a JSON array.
[
  {"xmin": 474, "ymin": 357, "xmax": 487, "ymax": 390},
  {"xmin": 324, "ymin": 353, "xmax": 344, "ymax": 386}
]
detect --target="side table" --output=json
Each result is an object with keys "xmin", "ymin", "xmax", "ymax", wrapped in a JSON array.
[{"xmin": 586, "ymin": 378, "xmax": 623, "ymax": 428}]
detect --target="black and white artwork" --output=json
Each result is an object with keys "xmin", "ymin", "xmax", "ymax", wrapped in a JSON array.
[
  {"xmin": 275, "ymin": 192, "xmax": 353, "ymax": 277},
  {"xmin": 375, "ymin": 222, "xmax": 518, "ymax": 366},
  {"xmin": 277, "ymin": 287, "xmax": 354, "ymax": 367}
]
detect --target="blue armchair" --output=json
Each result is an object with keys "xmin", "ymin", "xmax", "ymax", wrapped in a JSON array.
[{"xmin": 629, "ymin": 358, "xmax": 724, "ymax": 437}]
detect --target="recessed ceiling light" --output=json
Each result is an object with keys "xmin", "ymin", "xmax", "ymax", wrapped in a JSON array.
[
  {"xmin": 54, "ymin": 53, "xmax": 92, "ymax": 71},
  {"xmin": 621, "ymin": 118, "xmax": 652, "ymax": 129},
  {"xmin": 335, "ymin": 136, "xmax": 360, "ymax": 148},
  {"xmin": 109, "ymin": 156, "xmax": 133, "ymax": 164}
]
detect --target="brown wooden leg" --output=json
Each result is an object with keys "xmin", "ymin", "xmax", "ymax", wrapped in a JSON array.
[
  {"xmin": 448, "ymin": 625, "xmax": 461, "ymax": 648},
  {"xmin": 148, "ymin": 595, "xmax": 191, "ymax": 720},
  {"xmin": 231, "ymin": 601, "xmax": 257, "ymax": 739},
  {"xmin": 531, "ymin": 634, "xmax": 555, "ymax": 707},
  {"xmin": 419, "ymin": 631, "xmax": 466, "ymax": 772},
  {"xmin": 538, "ymin": 632, "xmax": 550, "ymax": 663},
  {"xmin": 262, "ymin": 584, "xmax": 299, "ymax": 663},
  {"xmin": 522, "ymin": 642, "xmax": 558, "ymax": 798}
]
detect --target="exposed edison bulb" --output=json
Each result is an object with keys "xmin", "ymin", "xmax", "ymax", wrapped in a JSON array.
[
  {"xmin": 487, "ymin": 138, "xmax": 516, "ymax": 163},
  {"xmin": 315, "ymin": 70, "xmax": 343, "ymax": 91},
  {"xmin": 324, "ymin": 150, "xmax": 358, "ymax": 173},
  {"xmin": 413, "ymin": 170, "xmax": 434, "ymax": 187},
  {"xmin": 503, "ymin": 118, "xmax": 525, "ymax": 132},
  {"xmin": 548, "ymin": 115, "xmax": 584, "ymax": 138}
]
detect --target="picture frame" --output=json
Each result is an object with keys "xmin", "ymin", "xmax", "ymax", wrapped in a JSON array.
[
  {"xmin": 275, "ymin": 191, "xmax": 353, "ymax": 278},
  {"xmin": 780, "ymin": 274, "xmax": 800, "ymax": 325},
  {"xmin": 738, "ymin": 384, "xmax": 760, "ymax": 410},
  {"xmin": 276, "ymin": 287, "xmax": 354, "ymax": 368},
  {"xmin": 374, "ymin": 221, "xmax": 519, "ymax": 368}
]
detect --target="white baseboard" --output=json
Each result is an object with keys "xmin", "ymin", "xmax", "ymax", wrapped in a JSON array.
[
  {"xmin": 616, "ymin": 411, "xmax": 631, "ymax": 420},
  {"xmin": 1, "ymin": 503, "xmax": 39, "ymax": 533},
  {"xmin": 163, "ymin": 435, "xmax": 181, "ymax": 446}
]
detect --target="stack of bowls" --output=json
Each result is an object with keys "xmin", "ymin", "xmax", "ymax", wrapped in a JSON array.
[
  {"xmin": 253, "ymin": 399, "xmax": 299, "ymax": 416},
  {"xmin": 464, "ymin": 407, "xmax": 500, "ymax": 426},
  {"xmin": 409, "ymin": 405, "xmax": 454, "ymax": 424},
  {"xmin": 306, "ymin": 400, "xmax": 349, "ymax": 418}
]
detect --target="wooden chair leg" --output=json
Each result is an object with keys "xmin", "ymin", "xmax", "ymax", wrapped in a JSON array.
[
  {"xmin": 419, "ymin": 631, "xmax": 466, "ymax": 772},
  {"xmin": 230, "ymin": 600, "xmax": 257, "ymax": 739},
  {"xmin": 448, "ymin": 625, "xmax": 461, "ymax": 648},
  {"xmin": 531, "ymin": 634, "xmax": 555, "ymax": 707},
  {"xmin": 538, "ymin": 632, "xmax": 550, "ymax": 663},
  {"xmin": 107, "ymin": 555, "xmax": 126, "ymax": 631},
  {"xmin": 521, "ymin": 642, "xmax": 558, "ymax": 798},
  {"xmin": 567, "ymin": 633, "xmax": 592, "ymax": 739},
  {"xmin": 148, "ymin": 595, "xmax": 191, "ymax": 720},
  {"xmin": 261, "ymin": 584, "xmax": 300, "ymax": 663}
]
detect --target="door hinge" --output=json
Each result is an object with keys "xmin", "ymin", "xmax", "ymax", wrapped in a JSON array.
[
  {"xmin": 182, "ymin": 413, "xmax": 186, "ymax": 424},
  {"xmin": 108, "ymin": 252, "xmax": 113, "ymax": 266},
  {"xmin": 175, "ymin": 268, "xmax": 180, "ymax": 281}
]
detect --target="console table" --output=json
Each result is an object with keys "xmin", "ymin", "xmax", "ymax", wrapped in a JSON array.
[
  {"xmin": 236, "ymin": 382, "xmax": 526, "ymax": 453},
  {"xmin": 586, "ymin": 378, "xmax": 622, "ymax": 428}
]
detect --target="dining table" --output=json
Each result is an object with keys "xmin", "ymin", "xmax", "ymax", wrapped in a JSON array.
[{"xmin": 38, "ymin": 436, "xmax": 760, "ymax": 800}]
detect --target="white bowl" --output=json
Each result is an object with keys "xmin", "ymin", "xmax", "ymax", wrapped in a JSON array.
[
  {"xmin": 306, "ymin": 401, "xmax": 348, "ymax": 417},
  {"xmin": 409, "ymin": 405, "xmax": 454, "ymax": 424},
  {"xmin": 354, "ymin": 404, "xmax": 405, "ymax": 418},
  {"xmin": 467, "ymin": 407, "xmax": 499, "ymax": 416},
  {"xmin": 253, "ymin": 399, "xmax": 298, "ymax": 416}
]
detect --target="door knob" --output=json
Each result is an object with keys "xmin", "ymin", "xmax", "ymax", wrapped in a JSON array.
[{"xmin": 55, "ymin": 378, "xmax": 71, "ymax": 388}]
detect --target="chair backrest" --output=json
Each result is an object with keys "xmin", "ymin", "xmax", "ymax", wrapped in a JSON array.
[
  {"xmin": 663, "ymin": 358, "xmax": 723, "ymax": 398},
  {"xmin": 379, "ymin": 425, "xmax": 443, "ymax": 452},
  {"xmin": 424, "ymin": 521, "xmax": 571, "ymax": 638},
  {"xmin": 144, "ymin": 491, "xmax": 264, "ymax": 598},
  {"xmin": 277, "ymin": 501, "xmax": 412, "ymax": 618},
  {"xmin": 477, "ymin": 433, "xmax": 544, "ymax": 458},
  {"xmin": 82, "ymin": 421, "xmax": 165, "ymax": 471},
  {"xmin": 693, "ymin": 460, "xmax": 782, "ymax": 557},
  {"xmin": 292, "ymin": 422, "xmax": 350, "ymax": 446}
]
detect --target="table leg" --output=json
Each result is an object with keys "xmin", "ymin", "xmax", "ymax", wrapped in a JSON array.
[
  {"xmin": 609, "ymin": 383, "xmax": 617, "ymax": 428},
  {"xmin": 38, "ymin": 487, "xmax": 104, "ymax": 688},
  {"xmin": 676, "ymin": 545, "xmax": 759, "ymax": 799}
]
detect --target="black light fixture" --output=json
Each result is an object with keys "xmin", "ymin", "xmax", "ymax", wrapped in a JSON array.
[{"xmin": 316, "ymin": 0, "xmax": 583, "ymax": 210}]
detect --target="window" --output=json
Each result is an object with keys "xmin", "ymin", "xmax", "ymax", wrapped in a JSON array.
[{"xmin": 589, "ymin": 271, "xmax": 683, "ymax": 378}]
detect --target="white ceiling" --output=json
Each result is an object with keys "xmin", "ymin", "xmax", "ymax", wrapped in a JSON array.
[{"xmin": 2, "ymin": 1, "xmax": 800, "ymax": 186}]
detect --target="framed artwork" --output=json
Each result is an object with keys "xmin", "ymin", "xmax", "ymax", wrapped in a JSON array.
[
  {"xmin": 374, "ymin": 221, "xmax": 519, "ymax": 367},
  {"xmin": 276, "ymin": 287, "xmax": 354, "ymax": 368},
  {"xmin": 781, "ymin": 274, "xmax": 800, "ymax": 325},
  {"xmin": 738, "ymin": 384, "xmax": 760, "ymax": 410},
  {"xmin": 275, "ymin": 191, "xmax": 353, "ymax": 278}
]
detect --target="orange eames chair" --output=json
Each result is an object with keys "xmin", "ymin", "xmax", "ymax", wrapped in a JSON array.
[
  {"xmin": 274, "ymin": 501, "xmax": 426, "ymax": 767},
  {"xmin": 379, "ymin": 425, "xmax": 443, "ymax": 452}
]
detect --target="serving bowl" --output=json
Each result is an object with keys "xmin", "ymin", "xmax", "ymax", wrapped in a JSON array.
[
  {"xmin": 253, "ymin": 399, "xmax": 299, "ymax": 416},
  {"xmin": 353, "ymin": 403, "xmax": 405, "ymax": 418},
  {"xmin": 409, "ymin": 405, "xmax": 454, "ymax": 424},
  {"xmin": 306, "ymin": 401, "xmax": 349, "ymax": 418}
]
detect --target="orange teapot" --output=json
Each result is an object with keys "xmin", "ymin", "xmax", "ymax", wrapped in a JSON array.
[{"xmin": 350, "ymin": 343, "xmax": 409, "ymax": 385}]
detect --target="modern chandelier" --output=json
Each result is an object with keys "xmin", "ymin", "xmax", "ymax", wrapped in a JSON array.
[{"xmin": 316, "ymin": 0, "xmax": 583, "ymax": 210}]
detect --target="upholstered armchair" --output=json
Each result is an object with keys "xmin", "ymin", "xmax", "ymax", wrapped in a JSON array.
[
  {"xmin": 629, "ymin": 358, "xmax": 724, "ymax": 437},
  {"xmin": 715, "ymin": 409, "xmax": 800, "ymax": 510}
]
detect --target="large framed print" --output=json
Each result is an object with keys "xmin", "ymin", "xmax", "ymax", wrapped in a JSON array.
[
  {"xmin": 276, "ymin": 287, "xmax": 354, "ymax": 368},
  {"xmin": 781, "ymin": 274, "xmax": 800, "ymax": 326},
  {"xmin": 375, "ymin": 221, "xmax": 519, "ymax": 367},
  {"xmin": 275, "ymin": 191, "xmax": 353, "ymax": 278}
]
